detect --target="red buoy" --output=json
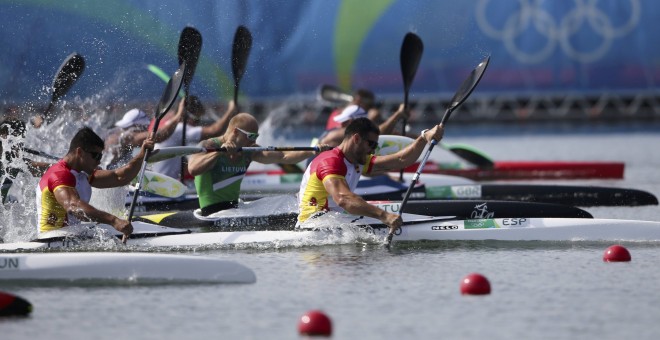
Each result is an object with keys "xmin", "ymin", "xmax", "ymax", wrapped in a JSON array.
[
  {"xmin": 0, "ymin": 291, "xmax": 32, "ymax": 317},
  {"xmin": 298, "ymin": 310, "xmax": 332, "ymax": 337},
  {"xmin": 603, "ymin": 245, "xmax": 631, "ymax": 262},
  {"xmin": 460, "ymin": 273, "xmax": 491, "ymax": 295}
]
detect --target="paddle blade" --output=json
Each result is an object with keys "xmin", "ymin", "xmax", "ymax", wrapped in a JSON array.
[
  {"xmin": 51, "ymin": 52, "xmax": 85, "ymax": 104},
  {"xmin": 130, "ymin": 170, "xmax": 187, "ymax": 198},
  {"xmin": 441, "ymin": 55, "xmax": 490, "ymax": 124},
  {"xmin": 232, "ymin": 25, "xmax": 253, "ymax": 101},
  {"xmin": 444, "ymin": 143, "xmax": 494, "ymax": 169},
  {"xmin": 318, "ymin": 84, "xmax": 353, "ymax": 104},
  {"xmin": 178, "ymin": 26, "xmax": 203, "ymax": 90},
  {"xmin": 400, "ymin": 33, "xmax": 424, "ymax": 97},
  {"xmin": 155, "ymin": 62, "xmax": 186, "ymax": 123}
]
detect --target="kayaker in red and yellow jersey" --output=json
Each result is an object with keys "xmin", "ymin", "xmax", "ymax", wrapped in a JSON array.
[
  {"xmin": 36, "ymin": 127, "xmax": 153, "ymax": 236},
  {"xmin": 297, "ymin": 117, "xmax": 444, "ymax": 233},
  {"xmin": 188, "ymin": 112, "xmax": 331, "ymax": 216}
]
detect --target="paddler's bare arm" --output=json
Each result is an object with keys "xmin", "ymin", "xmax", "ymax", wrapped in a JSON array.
[
  {"xmin": 200, "ymin": 100, "xmax": 238, "ymax": 140},
  {"xmin": 53, "ymin": 186, "xmax": 132, "ymax": 236},
  {"xmin": 318, "ymin": 129, "xmax": 344, "ymax": 147},
  {"xmin": 369, "ymin": 124, "xmax": 444, "ymax": 176},
  {"xmin": 92, "ymin": 137, "xmax": 154, "ymax": 188},
  {"xmin": 378, "ymin": 103, "xmax": 409, "ymax": 135},
  {"xmin": 323, "ymin": 176, "xmax": 402, "ymax": 229},
  {"xmin": 188, "ymin": 138, "xmax": 224, "ymax": 176},
  {"xmin": 131, "ymin": 99, "xmax": 186, "ymax": 145},
  {"xmin": 25, "ymin": 159, "xmax": 51, "ymax": 177}
]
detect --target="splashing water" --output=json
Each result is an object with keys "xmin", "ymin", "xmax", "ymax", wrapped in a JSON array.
[{"xmin": 0, "ymin": 106, "xmax": 130, "ymax": 243}]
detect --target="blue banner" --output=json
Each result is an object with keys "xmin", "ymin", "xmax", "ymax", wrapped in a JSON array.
[{"xmin": 0, "ymin": 0, "xmax": 656, "ymax": 104}]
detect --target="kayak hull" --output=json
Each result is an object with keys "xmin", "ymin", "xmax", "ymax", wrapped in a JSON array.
[
  {"xmin": 361, "ymin": 183, "xmax": 658, "ymax": 207},
  {"xmin": 0, "ymin": 252, "xmax": 256, "ymax": 283},
  {"xmin": 112, "ymin": 218, "xmax": 660, "ymax": 245},
  {"xmin": 409, "ymin": 161, "xmax": 625, "ymax": 180},
  {"xmin": 3, "ymin": 216, "xmax": 660, "ymax": 251},
  {"xmin": 128, "ymin": 176, "xmax": 655, "ymax": 212},
  {"xmin": 133, "ymin": 198, "xmax": 593, "ymax": 229}
]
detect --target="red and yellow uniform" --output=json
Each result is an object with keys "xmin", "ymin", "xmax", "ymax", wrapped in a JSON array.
[
  {"xmin": 297, "ymin": 148, "xmax": 375, "ymax": 222},
  {"xmin": 36, "ymin": 160, "xmax": 95, "ymax": 233}
]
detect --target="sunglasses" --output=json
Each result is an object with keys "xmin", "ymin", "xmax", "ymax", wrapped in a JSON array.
[
  {"xmin": 364, "ymin": 138, "xmax": 379, "ymax": 150},
  {"xmin": 85, "ymin": 149, "xmax": 103, "ymax": 162},
  {"xmin": 236, "ymin": 127, "xmax": 259, "ymax": 142}
]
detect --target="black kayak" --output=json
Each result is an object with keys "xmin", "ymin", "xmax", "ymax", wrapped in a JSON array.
[
  {"xmin": 134, "ymin": 198, "xmax": 592, "ymax": 229},
  {"xmin": 356, "ymin": 176, "xmax": 658, "ymax": 207},
  {"xmin": 128, "ymin": 176, "xmax": 657, "ymax": 213}
]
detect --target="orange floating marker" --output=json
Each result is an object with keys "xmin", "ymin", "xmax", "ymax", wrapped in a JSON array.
[
  {"xmin": 298, "ymin": 309, "xmax": 332, "ymax": 337},
  {"xmin": 603, "ymin": 244, "xmax": 631, "ymax": 262},
  {"xmin": 460, "ymin": 273, "xmax": 491, "ymax": 295}
]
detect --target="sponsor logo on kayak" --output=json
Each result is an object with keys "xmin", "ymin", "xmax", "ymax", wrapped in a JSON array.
[
  {"xmin": 470, "ymin": 202, "xmax": 495, "ymax": 219},
  {"xmin": 464, "ymin": 219, "xmax": 499, "ymax": 229},
  {"xmin": 0, "ymin": 257, "xmax": 19, "ymax": 270},
  {"xmin": 431, "ymin": 225, "xmax": 459, "ymax": 231}
]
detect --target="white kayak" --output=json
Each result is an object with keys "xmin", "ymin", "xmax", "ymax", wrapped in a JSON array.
[
  {"xmin": 239, "ymin": 172, "xmax": 473, "ymax": 194},
  {"xmin": 2, "ymin": 214, "xmax": 660, "ymax": 251},
  {"xmin": 0, "ymin": 221, "xmax": 190, "ymax": 251},
  {"xmin": 136, "ymin": 216, "xmax": 660, "ymax": 245},
  {"xmin": 0, "ymin": 252, "xmax": 256, "ymax": 283}
]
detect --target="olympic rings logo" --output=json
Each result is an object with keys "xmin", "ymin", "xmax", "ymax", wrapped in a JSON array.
[{"xmin": 476, "ymin": 0, "xmax": 640, "ymax": 63}]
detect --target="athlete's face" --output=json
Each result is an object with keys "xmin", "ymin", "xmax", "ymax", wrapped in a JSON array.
[
  {"xmin": 81, "ymin": 146, "xmax": 103, "ymax": 172},
  {"xmin": 356, "ymin": 132, "xmax": 379, "ymax": 165},
  {"xmin": 235, "ymin": 126, "xmax": 259, "ymax": 146}
]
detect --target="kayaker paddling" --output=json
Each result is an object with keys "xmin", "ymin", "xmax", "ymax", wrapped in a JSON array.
[
  {"xmin": 188, "ymin": 112, "xmax": 331, "ymax": 216},
  {"xmin": 36, "ymin": 127, "xmax": 153, "ymax": 237},
  {"xmin": 297, "ymin": 117, "xmax": 443, "ymax": 234}
]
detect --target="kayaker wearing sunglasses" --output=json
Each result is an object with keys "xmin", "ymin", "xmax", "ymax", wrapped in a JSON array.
[
  {"xmin": 297, "ymin": 118, "xmax": 443, "ymax": 233},
  {"xmin": 188, "ymin": 112, "xmax": 331, "ymax": 216},
  {"xmin": 36, "ymin": 126, "xmax": 153, "ymax": 237}
]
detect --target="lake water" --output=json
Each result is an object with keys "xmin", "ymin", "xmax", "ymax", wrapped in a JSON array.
[{"xmin": 2, "ymin": 123, "xmax": 660, "ymax": 339}]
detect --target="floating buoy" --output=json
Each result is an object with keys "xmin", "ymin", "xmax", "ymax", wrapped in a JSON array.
[
  {"xmin": 603, "ymin": 245, "xmax": 631, "ymax": 262},
  {"xmin": 0, "ymin": 291, "xmax": 32, "ymax": 317},
  {"xmin": 460, "ymin": 273, "xmax": 491, "ymax": 295},
  {"xmin": 298, "ymin": 310, "xmax": 332, "ymax": 337}
]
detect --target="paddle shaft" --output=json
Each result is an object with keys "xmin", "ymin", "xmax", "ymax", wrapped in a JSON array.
[
  {"xmin": 22, "ymin": 148, "xmax": 58, "ymax": 160},
  {"xmin": 397, "ymin": 140, "xmax": 438, "ymax": 214},
  {"xmin": 386, "ymin": 139, "xmax": 438, "ymax": 245},
  {"xmin": 147, "ymin": 145, "xmax": 320, "ymax": 163},
  {"xmin": 386, "ymin": 56, "xmax": 490, "ymax": 246},
  {"xmin": 211, "ymin": 146, "xmax": 319, "ymax": 152},
  {"xmin": 127, "ymin": 62, "xmax": 186, "ymax": 227},
  {"xmin": 127, "ymin": 140, "xmax": 158, "ymax": 221}
]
